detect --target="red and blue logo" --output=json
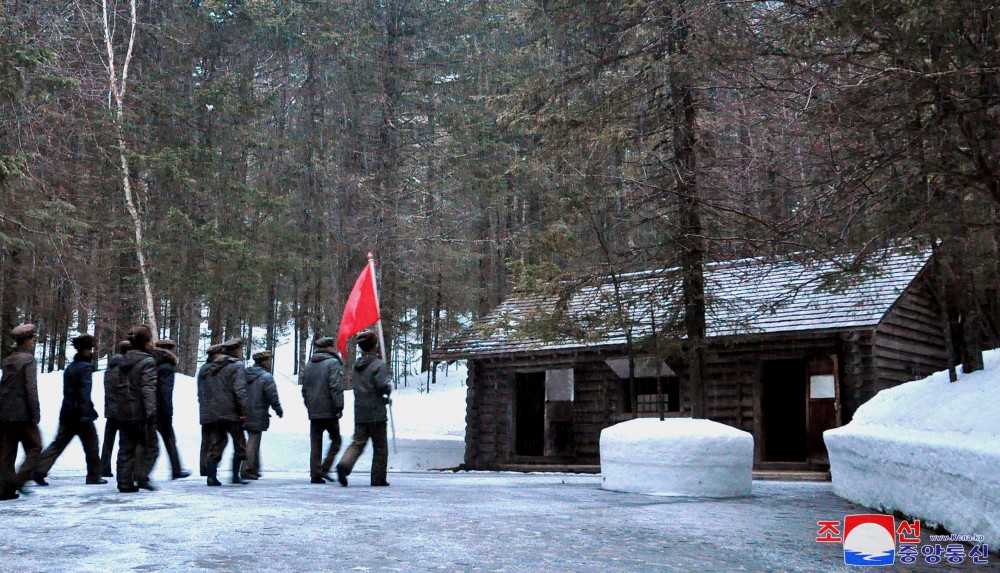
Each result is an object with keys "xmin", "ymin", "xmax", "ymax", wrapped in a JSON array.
[{"xmin": 843, "ymin": 514, "xmax": 896, "ymax": 566}]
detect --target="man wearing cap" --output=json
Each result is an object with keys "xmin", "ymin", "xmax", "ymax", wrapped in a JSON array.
[
  {"xmin": 336, "ymin": 330, "xmax": 392, "ymax": 487},
  {"xmin": 115, "ymin": 325, "xmax": 159, "ymax": 493},
  {"xmin": 300, "ymin": 336, "xmax": 344, "ymax": 484},
  {"xmin": 152, "ymin": 339, "xmax": 190, "ymax": 479},
  {"xmin": 198, "ymin": 338, "xmax": 250, "ymax": 486},
  {"xmin": 242, "ymin": 351, "xmax": 283, "ymax": 480},
  {"xmin": 100, "ymin": 340, "xmax": 130, "ymax": 478},
  {"xmin": 0, "ymin": 324, "xmax": 41, "ymax": 500},
  {"xmin": 197, "ymin": 343, "xmax": 224, "ymax": 477},
  {"xmin": 33, "ymin": 334, "xmax": 106, "ymax": 486}
]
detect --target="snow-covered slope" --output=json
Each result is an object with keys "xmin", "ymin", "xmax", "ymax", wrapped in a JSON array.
[
  {"xmin": 824, "ymin": 350, "xmax": 1000, "ymax": 547},
  {"xmin": 23, "ymin": 345, "xmax": 467, "ymax": 481}
]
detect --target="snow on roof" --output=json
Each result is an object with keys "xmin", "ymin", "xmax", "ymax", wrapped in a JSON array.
[{"xmin": 433, "ymin": 246, "xmax": 932, "ymax": 359}]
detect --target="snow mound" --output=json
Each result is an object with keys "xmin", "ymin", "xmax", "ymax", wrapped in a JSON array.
[
  {"xmin": 600, "ymin": 418, "xmax": 753, "ymax": 497},
  {"xmin": 825, "ymin": 349, "xmax": 1000, "ymax": 547}
]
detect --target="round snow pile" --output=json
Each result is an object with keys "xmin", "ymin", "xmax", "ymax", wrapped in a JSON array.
[{"xmin": 600, "ymin": 418, "xmax": 753, "ymax": 497}]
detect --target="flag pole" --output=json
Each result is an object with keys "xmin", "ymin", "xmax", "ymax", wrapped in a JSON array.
[
  {"xmin": 367, "ymin": 252, "xmax": 396, "ymax": 453},
  {"xmin": 367, "ymin": 252, "xmax": 388, "ymax": 363}
]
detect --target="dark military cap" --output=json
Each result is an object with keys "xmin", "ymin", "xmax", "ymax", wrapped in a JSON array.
[
  {"xmin": 252, "ymin": 350, "xmax": 272, "ymax": 363},
  {"xmin": 356, "ymin": 330, "xmax": 378, "ymax": 351},
  {"xmin": 314, "ymin": 336, "xmax": 335, "ymax": 349},
  {"xmin": 71, "ymin": 333, "xmax": 96, "ymax": 350},
  {"xmin": 207, "ymin": 344, "xmax": 224, "ymax": 356},
  {"xmin": 155, "ymin": 339, "xmax": 177, "ymax": 350},
  {"xmin": 221, "ymin": 337, "xmax": 244, "ymax": 350},
  {"xmin": 127, "ymin": 325, "xmax": 153, "ymax": 348},
  {"xmin": 11, "ymin": 323, "xmax": 37, "ymax": 342}
]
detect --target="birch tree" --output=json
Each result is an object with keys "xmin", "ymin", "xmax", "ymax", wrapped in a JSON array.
[{"xmin": 94, "ymin": 0, "xmax": 158, "ymax": 333}]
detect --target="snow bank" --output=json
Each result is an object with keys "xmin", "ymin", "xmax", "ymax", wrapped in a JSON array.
[
  {"xmin": 24, "ymin": 348, "xmax": 468, "ymax": 481},
  {"xmin": 600, "ymin": 418, "xmax": 753, "ymax": 497},
  {"xmin": 825, "ymin": 349, "xmax": 1000, "ymax": 547}
]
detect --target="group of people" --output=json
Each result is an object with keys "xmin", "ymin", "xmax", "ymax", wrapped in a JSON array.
[{"xmin": 0, "ymin": 323, "xmax": 393, "ymax": 500}]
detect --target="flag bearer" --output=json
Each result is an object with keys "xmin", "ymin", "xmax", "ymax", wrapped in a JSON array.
[{"xmin": 336, "ymin": 330, "xmax": 392, "ymax": 487}]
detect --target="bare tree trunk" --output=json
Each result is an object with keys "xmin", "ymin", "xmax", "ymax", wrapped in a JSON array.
[
  {"xmin": 266, "ymin": 281, "xmax": 277, "ymax": 356},
  {"xmin": 180, "ymin": 296, "xmax": 201, "ymax": 375},
  {"xmin": 98, "ymin": 0, "xmax": 157, "ymax": 333},
  {"xmin": 666, "ymin": 0, "xmax": 706, "ymax": 418}
]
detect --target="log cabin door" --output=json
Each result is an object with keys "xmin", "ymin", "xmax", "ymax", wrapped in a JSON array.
[
  {"xmin": 515, "ymin": 372, "xmax": 545, "ymax": 456},
  {"xmin": 805, "ymin": 355, "xmax": 841, "ymax": 466}
]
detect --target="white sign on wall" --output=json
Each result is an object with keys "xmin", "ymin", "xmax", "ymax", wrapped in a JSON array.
[
  {"xmin": 545, "ymin": 368, "xmax": 574, "ymax": 401},
  {"xmin": 810, "ymin": 374, "xmax": 836, "ymax": 399}
]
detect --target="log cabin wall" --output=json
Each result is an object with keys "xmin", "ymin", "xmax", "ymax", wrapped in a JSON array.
[
  {"xmin": 871, "ymin": 277, "xmax": 949, "ymax": 394},
  {"xmin": 461, "ymin": 289, "xmax": 950, "ymax": 469},
  {"xmin": 464, "ymin": 351, "xmax": 626, "ymax": 468}
]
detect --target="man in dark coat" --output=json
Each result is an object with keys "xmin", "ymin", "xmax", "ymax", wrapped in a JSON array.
[
  {"xmin": 242, "ymin": 351, "xmax": 283, "ymax": 480},
  {"xmin": 100, "ymin": 340, "xmax": 130, "ymax": 478},
  {"xmin": 198, "ymin": 338, "xmax": 250, "ymax": 486},
  {"xmin": 300, "ymin": 336, "xmax": 344, "ymax": 484},
  {"xmin": 33, "ymin": 334, "xmax": 106, "ymax": 485},
  {"xmin": 152, "ymin": 339, "xmax": 190, "ymax": 479},
  {"xmin": 336, "ymin": 330, "xmax": 392, "ymax": 487},
  {"xmin": 197, "ymin": 343, "xmax": 223, "ymax": 477},
  {"xmin": 0, "ymin": 324, "xmax": 41, "ymax": 500},
  {"xmin": 114, "ymin": 325, "xmax": 159, "ymax": 493}
]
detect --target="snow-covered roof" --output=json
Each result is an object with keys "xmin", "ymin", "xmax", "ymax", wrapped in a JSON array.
[{"xmin": 433, "ymin": 246, "xmax": 932, "ymax": 359}]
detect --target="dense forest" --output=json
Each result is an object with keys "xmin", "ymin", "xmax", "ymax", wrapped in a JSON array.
[{"xmin": 1, "ymin": 0, "xmax": 997, "ymax": 378}]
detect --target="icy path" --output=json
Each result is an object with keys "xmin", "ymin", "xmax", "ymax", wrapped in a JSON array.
[{"xmin": 0, "ymin": 475, "xmax": 987, "ymax": 572}]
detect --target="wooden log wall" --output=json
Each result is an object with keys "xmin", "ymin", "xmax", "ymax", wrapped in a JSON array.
[
  {"xmin": 872, "ymin": 278, "xmax": 949, "ymax": 392},
  {"xmin": 462, "ymin": 302, "xmax": 949, "ymax": 469},
  {"xmin": 464, "ymin": 358, "xmax": 514, "ymax": 468}
]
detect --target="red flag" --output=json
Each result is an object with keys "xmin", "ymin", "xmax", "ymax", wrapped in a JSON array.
[{"xmin": 337, "ymin": 263, "xmax": 381, "ymax": 356}]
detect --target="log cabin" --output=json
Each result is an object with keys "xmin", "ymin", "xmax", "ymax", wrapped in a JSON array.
[{"xmin": 432, "ymin": 246, "xmax": 960, "ymax": 471}]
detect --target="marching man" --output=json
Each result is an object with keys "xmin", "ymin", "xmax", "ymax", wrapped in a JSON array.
[{"xmin": 336, "ymin": 330, "xmax": 392, "ymax": 487}]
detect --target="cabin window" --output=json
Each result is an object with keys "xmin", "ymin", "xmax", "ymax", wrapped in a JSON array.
[{"xmin": 634, "ymin": 376, "xmax": 680, "ymax": 414}]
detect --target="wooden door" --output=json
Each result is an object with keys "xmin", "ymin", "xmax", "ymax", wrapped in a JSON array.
[{"xmin": 806, "ymin": 355, "xmax": 841, "ymax": 466}]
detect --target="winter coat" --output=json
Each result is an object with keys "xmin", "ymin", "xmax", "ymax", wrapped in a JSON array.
[
  {"xmin": 0, "ymin": 349, "xmax": 39, "ymax": 423},
  {"xmin": 244, "ymin": 365, "xmax": 283, "ymax": 432},
  {"xmin": 197, "ymin": 355, "xmax": 248, "ymax": 425},
  {"xmin": 103, "ymin": 353, "xmax": 123, "ymax": 419},
  {"xmin": 115, "ymin": 349, "xmax": 158, "ymax": 424},
  {"xmin": 300, "ymin": 350, "xmax": 344, "ymax": 420},
  {"xmin": 153, "ymin": 348, "xmax": 177, "ymax": 420},
  {"xmin": 59, "ymin": 354, "xmax": 99, "ymax": 423},
  {"xmin": 352, "ymin": 354, "xmax": 392, "ymax": 424}
]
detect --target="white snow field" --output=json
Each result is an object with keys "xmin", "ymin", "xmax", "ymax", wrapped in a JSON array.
[
  {"xmin": 600, "ymin": 418, "xmax": 753, "ymax": 497},
  {"xmin": 24, "ymin": 340, "xmax": 467, "ymax": 482},
  {"xmin": 825, "ymin": 349, "xmax": 1000, "ymax": 548}
]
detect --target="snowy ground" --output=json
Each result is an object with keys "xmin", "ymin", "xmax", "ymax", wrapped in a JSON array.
[
  {"xmin": 0, "ymin": 474, "xmax": 991, "ymax": 572},
  {"xmin": 23, "ymin": 340, "xmax": 468, "ymax": 480},
  {"xmin": 825, "ymin": 349, "xmax": 1000, "ymax": 549}
]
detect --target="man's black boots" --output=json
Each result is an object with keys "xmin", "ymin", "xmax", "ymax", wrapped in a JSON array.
[
  {"xmin": 206, "ymin": 460, "xmax": 222, "ymax": 487},
  {"xmin": 231, "ymin": 460, "xmax": 250, "ymax": 485}
]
